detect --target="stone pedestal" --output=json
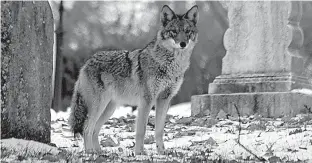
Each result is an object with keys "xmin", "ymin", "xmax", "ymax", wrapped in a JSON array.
[
  {"xmin": 191, "ymin": 1, "xmax": 312, "ymax": 118},
  {"xmin": 192, "ymin": 92, "xmax": 312, "ymax": 118}
]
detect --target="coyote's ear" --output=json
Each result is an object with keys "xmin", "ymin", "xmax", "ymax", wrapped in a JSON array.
[
  {"xmin": 184, "ymin": 5, "xmax": 199, "ymax": 25},
  {"xmin": 160, "ymin": 5, "xmax": 176, "ymax": 27}
]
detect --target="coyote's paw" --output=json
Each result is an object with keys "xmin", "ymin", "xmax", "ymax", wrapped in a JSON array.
[
  {"xmin": 157, "ymin": 144, "xmax": 165, "ymax": 155},
  {"xmin": 134, "ymin": 146, "xmax": 147, "ymax": 155},
  {"xmin": 85, "ymin": 148, "xmax": 100, "ymax": 154},
  {"xmin": 157, "ymin": 149, "xmax": 165, "ymax": 155},
  {"xmin": 134, "ymin": 150, "xmax": 147, "ymax": 155}
]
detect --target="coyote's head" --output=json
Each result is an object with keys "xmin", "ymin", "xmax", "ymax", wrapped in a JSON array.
[{"xmin": 158, "ymin": 5, "xmax": 199, "ymax": 51}]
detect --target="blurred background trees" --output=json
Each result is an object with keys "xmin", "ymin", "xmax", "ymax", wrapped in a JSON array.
[{"xmin": 49, "ymin": 1, "xmax": 312, "ymax": 112}]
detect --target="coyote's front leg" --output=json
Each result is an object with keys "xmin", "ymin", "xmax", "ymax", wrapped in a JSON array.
[
  {"xmin": 155, "ymin": 90, "xmax": 172, "ymax": 154},
  {"xmin": 135, "ymin": 97, "xmax": 153, "ymax": 155}
]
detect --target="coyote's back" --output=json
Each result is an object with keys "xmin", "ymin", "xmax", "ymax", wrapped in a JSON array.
[{"xmin": 69, "ymin": 4, "xmax": 199, "ymax": 155}]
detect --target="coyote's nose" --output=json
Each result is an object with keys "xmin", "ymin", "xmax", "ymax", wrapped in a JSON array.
[{"xmin": 180, "ymin": 42, "xmax": 186, "ymax": 48}]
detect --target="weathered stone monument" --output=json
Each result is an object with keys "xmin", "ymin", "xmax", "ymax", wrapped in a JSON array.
[
  {"xmin": 192, "ymin": 1, "xmax": 312, "ymax": 118},
  {"xmin": 1, "ymin": 1, "xmax": 54, "ymax": 143}
]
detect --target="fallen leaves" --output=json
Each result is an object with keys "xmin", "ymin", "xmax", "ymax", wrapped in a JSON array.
[
  {"xmin": 176, "ymin": 117, "xmax": 193, "ymax": 125},
  {"xmin": 289, "ymin": 128, "xmax": 303, "ymax": 135},
  {"xmin": 100, "ymin": 135, "xmax": 120, "ymax": 147},
  {"xmin": 174, "ymin": 130, "xmax": 195, "ymax": 138},
  {"xmin": 40, "ymin": 110, "xmax": 312, "ymax": 162},
  {"xmin": 144, "ymin": 135, "xmax": 155, "ymax": 144}
]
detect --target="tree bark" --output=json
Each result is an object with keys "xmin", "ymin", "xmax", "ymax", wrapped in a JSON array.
[{"xmin": 1, "ymin": 1, "xmax": 54, "ymax": 143}]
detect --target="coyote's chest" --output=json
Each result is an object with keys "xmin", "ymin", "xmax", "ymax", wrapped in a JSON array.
[{"xmin": 155, "ymin": 55, "xmax": 189, "ymax": 79}]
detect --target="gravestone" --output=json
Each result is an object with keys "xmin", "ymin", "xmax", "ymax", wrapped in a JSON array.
[
  {"xmin": 191, "ymin": 1, "xmax": 312, "ymax": 118},
  {"xmin": 1, "ymin": 1, "xmax": 54, "ymax": 143}
]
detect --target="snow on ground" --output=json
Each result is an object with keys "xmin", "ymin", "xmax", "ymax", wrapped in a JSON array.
[
  {"xmin": 291, "ymin": 88, "xmax": 312, "ymax": 95},
  {"xmin": 111, "ymin": 106, "xmax": 134, "ymax": 118},
  {"xmin": 51, "ymin": 108, "xmax": 70, "ymax": 122},
  {"xmin": 167, "ymin": 102, "xmax": 191, "ymax": 117},
  {"xmin": 47, "ymin": 103, "xmax": 312, "ymax": 161},
  {"xmin": 51, "ymin": 102, "xmax": 190, "ymax": 121},
  {"xmin": 49, "ymin": 103, "xmax": 192, "ymax": 150},
  {"xmin": 1, "ymin": 138, "xmax": 60, "ymax": 155},
  {"xmin": 111, "ymin": 102, "xmax": 191, "ymax": 119},
  {"xmin": 1, "ymin": 138, "xmax": 62, "ymax": 162},
  {"xmin": 2, "ymin": 102, "xmax": 312, "ymax": 162}
]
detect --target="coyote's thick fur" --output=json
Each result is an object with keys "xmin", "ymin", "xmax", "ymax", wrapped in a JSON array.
[{"xmin": 69, "ymin": 5, "xmax": 199, "ymax": 155}]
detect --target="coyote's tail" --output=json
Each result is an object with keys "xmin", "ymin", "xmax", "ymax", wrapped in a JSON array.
[{"xmin": 68, "ymin": 82, "xmax": 88, "ymax": 137}]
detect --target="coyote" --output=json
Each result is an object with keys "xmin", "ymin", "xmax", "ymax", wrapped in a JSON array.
[{"xmin": 69, "ymin": 5, "xmax": 199, "ymax": 155}]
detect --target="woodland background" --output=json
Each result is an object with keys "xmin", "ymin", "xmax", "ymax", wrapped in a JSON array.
[{"xmin": 49, "ymin": 1, "xmax": 312, "ymax": 111}]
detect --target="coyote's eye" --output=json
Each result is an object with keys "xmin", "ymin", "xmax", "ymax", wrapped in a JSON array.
[
  {"xmin": 185, "ymin": 30, "xmax": 191, "ymax": 34},
  {"xmin": 169, "ymin": 30, "xmax": 177, "ymax": 37}
]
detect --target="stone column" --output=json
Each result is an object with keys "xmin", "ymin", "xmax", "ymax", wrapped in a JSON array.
[
  {"xmin": 1, "ymin": 1, "xmax": 54, "ymax": 143},
  {"xmin": 191, "ymin": 1, "xmax": 312, "ymax": 118}
]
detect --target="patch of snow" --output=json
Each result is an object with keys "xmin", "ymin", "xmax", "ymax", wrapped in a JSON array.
[
  {"xmin": 291, "ymin": 88, "xmax": 312, "ymax": 95},
  {"xmin": 111, "ymin": 106, "xmax": 133, "ymax": 118},
  {"xmin": 167, "ymin": 102, "xmax": 191, "ymax": 117},
  {"xmin": 128, "ymin": 102, "xmax": 191, "ymax": 118},
  {"xmin": 51, "ymin": 108, "xmax": 71, "ymax": 122},
  {"xmin": 1, "ymin": 138, "xmax": 60, "ymax": 155},
  {"xmin": 50, "ymin": 109, "xmax": 57, "ymax": 121},
  {"xmin": 52, "ymin": 102, "xmax": 191, "ymax": 121}
]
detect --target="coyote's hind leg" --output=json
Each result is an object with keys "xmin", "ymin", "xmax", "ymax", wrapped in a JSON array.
[
  {"xmin": 83, "ymin": 93, "xmax": 111, "ymax": 153},
  {"xmin": 93, "ymin": 100, "xmax": 117, "ymax": 151}
]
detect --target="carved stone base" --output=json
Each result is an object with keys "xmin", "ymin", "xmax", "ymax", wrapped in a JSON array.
[
  {"xmin": 208, "ymin": 73, "xmax": 312, "ymax": 94},
  {"xmin": 191, "ymin": 92, "xmax": 312, "ymax": 118}
]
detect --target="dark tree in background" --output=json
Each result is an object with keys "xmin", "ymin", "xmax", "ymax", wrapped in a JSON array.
[
  {"xmin": 52, "ymin": 0, "xmax": 64, "ymax": 112},
  {"xmin": 1, "ymin": 1, "xmax": 54, "ymax": 143}
]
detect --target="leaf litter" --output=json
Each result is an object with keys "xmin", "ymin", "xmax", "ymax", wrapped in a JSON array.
[{"xmin": 1, "ymin": 103, "xmax": 312, "ymax": 162}]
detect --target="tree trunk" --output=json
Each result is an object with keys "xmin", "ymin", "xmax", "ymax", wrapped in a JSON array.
[
  {"xmin": 52, "ymin": 1, "xmax": 64, "ymax": 112},
  {"xmin": 1, "ymin": 1, "xmax": 54, "ymax": 143},
  {"xmin": 207, "ymin": 1, "xmax": 229, "ymax": 31}
]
